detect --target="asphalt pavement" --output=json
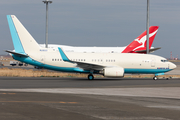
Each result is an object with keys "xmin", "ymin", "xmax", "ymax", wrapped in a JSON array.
[{"xmin": 0, "ymin": 77, "xmax": 180, "ymax": 120}]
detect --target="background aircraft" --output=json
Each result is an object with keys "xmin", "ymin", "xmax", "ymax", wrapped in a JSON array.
[
  {"xmin": 6, "ymin": 15, "xmax": 176, "ymax": 80},
  {"xmin": 39, "ymin": 26, "xmax": 159, "ymax": 54}
]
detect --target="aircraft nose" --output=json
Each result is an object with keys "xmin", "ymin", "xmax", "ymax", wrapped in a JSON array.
[{"xmin": 169, "ymin": 62, "xmax": 177, "ymax": 69}]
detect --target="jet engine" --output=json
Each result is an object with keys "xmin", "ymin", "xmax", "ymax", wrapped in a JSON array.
[{"xmin": 103, "ymin": 67, "xmax": 124, "ymax": 77}]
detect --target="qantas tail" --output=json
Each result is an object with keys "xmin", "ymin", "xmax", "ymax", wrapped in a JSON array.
[{"xmin": 122, "ymin": 26, "xmax": 159, "ymax": 53}]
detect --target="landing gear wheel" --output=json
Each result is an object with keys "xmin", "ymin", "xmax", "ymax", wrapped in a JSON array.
[
  {"xmin": 153, "ymin": 76, "xmax": 158, "ymax": 80},
  {"xmin": 88, "ymin": 74, "xmax": 94, "ymax": 80}
]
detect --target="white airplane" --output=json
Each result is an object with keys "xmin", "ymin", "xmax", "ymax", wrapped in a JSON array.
[
  {"xmin": 39, "ymin": 26, "xmax": 160, "ymax": 54},
  {"xmin": 6, "ymin": 15, "xmax": 176, "ymax": 80}
]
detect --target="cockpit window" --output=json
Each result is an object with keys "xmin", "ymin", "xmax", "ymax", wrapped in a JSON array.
[{"xmin": 161, "ymin": 60, "xmax": 168, "ymax": 62}]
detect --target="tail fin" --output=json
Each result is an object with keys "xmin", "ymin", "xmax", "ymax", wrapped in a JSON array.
[
  {"xmin": 122, "ymin": 26, "xmax": 159, "ymax": 53},
  {"xmin": 7, "ymin": 15, "xmax": 40, "ymax": 54}
]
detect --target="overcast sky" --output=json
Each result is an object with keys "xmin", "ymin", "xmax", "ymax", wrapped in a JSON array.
[{"xmin": 0, "ymin": 0, "xmax": 180, "ymax": 58}]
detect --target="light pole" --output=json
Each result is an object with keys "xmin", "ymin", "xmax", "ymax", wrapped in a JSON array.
[
  {"xmin": 42, "ymin": 0, "xmax": 52, "ymax": 48},
  {"xmin": 146, "ymin": 0, "xmax": 149, "ymax": 54}
]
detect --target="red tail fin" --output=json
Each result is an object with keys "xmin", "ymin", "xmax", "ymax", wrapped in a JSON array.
[{"xmin": 122, "ymin": 26, "xmax": 159, "ymax": 53}]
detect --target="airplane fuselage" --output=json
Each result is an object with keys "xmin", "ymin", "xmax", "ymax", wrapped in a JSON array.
[
  {"xmin": 12, "ymin": 47, "xmax": 175, "ymax": 75},
  {"xmin": 40, "ymin": 44, "xmax": 126, "ymax": 53}
]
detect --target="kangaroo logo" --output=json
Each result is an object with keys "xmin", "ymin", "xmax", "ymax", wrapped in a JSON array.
[{"xmin": 133, "ymin": 30, "xmax": 158, "ymax": 51}]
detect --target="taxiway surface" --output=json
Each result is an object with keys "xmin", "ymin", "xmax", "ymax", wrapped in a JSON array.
[{"xmin": 0, "ymin": 77, "xmax": 180, "ymax": 120}]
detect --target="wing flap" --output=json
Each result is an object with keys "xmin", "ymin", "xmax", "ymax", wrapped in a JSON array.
[{"xmin": 75, "ymin": 62, "xmax": 105, "ymax": 70}]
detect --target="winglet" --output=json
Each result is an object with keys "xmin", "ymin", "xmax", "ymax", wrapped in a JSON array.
[{"xmin": 58, "ymin": 47, "xmax": 71, "ymax": 62}]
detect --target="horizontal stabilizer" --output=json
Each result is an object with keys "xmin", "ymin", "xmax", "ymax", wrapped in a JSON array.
[
  {"xmin": 5, "ymin": 50, "xmax": 29, "ymax": 57},
  {"xmin": 135, "ymin": 47, "xmax": 161, "ymax": 53}
]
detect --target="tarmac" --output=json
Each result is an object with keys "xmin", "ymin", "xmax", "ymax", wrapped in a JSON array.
[{"xmin": 0, "ymin": 77, "xmax": 180, "ymax": 120}]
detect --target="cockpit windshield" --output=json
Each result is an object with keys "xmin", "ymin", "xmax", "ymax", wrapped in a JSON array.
[{"xmin": 161, "ymin": 60, "xmax": 168, "ymax": 62}]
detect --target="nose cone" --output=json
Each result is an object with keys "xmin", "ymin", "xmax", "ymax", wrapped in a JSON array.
[{"xmin": 169, "ymin": 62, "xmax": 177, "ymax": 69}]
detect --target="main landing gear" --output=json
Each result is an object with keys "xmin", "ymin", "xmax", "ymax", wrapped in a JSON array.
[
  {"xmin": 88, "ymin": 74, "xmax": 94, "ymax": 80},
  {"xmin": 153, "ymin": 76, "xmax": 158, "ymax": 80}
]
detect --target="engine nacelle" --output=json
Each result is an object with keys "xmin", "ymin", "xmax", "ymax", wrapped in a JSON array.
[{"xmin": 103, "ymin": 67, "xmax": 124, "ymax": 77}]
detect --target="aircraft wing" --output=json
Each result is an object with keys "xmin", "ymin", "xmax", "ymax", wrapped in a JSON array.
[
  {"xmin": 5, "ymin": 50, "xmax": 29, "ymax": 57},
  {"xmin": 74, "ymin": 61, "xmax": 105, "ymax": 70},
  {"xmin": 135, "ymin": 47, "xmax": 161, "ymax": 53},
  {"xmin": 58, "ymin": 47, "xmax": 105, "ymax": 71}
]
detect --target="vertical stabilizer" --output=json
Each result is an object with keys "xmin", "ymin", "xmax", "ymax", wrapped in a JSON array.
[
  {"xmin": 122, "ymin": 26, "xmax": 159, "ymax": 53},
  {"xmin": 7, "ymin": 15, "xmax": 40, "ymax": 54}
]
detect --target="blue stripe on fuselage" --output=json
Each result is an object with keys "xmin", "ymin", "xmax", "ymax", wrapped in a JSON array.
[
  {"xmin": 12, "ymin": 55, "xmax": 91, "ymax": 73},
  {"xmin": 124, "ymin": 68, "xmax": 171, "ymax": 74}
]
